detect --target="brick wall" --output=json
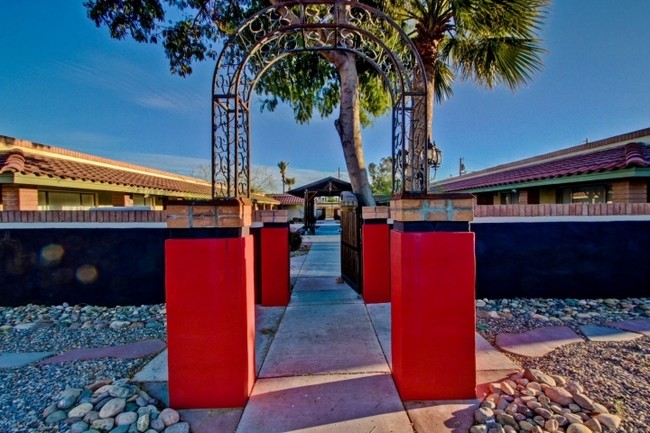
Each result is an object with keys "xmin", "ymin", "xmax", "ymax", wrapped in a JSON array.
[
  {"xmin": 612, "ymin": 180, "xmax": 648, "ymax": 204},
  {"xmin": 112, "ymin": 193, "xmax": 134, "ymax": 207},
  {"xmin": 0, "ymin": 210, "xmax": 166, "ymax": 223},
  {"xmin": 2, "ymin": 186, "xmax": 38, "ymax": 211},
  {"xmin": 474, "ymin": 203, "xmax": 650, "ymax": 218}
]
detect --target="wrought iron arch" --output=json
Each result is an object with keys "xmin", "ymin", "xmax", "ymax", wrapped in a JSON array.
[{"xmin": 212, "ymin": 0, "xmax": 430, "ymax": 198}]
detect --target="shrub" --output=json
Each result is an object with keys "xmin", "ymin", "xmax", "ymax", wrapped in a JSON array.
[{"xmin": 289, "ymin": 230, "xmax": 302, "ymax": 252}]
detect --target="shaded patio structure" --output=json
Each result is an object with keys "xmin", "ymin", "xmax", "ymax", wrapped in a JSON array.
[{"xmin": 287, "ymin": 176, "xmax": 353, "ymax": 234}]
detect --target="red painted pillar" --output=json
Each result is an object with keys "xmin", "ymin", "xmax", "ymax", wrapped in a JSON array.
[
  {"xmin": 165, "ymin": 199, "xmax": 255, "ymax": 409},
  {"xmin": 260, "ymin": 223, "xmax": 290, "ymax": 306},
  {"xmin": 390, "ymin": 194, "xmax": 476, "ymax": 400},
  {"xmin": 361, "ymin": 207, "xmax": 391, "ymax": 303}
]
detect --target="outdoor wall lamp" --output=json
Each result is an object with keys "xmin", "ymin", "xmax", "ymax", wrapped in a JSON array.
[
  {"xmin": 427, "ymin": 141, "xmax": 442, "ymax": 168},
  {"xmin": 427, "ymin": 141, "xmax": 443, "ymax": 176}
]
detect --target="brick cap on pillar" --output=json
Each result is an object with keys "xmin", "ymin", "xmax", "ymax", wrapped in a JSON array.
[
  {"xmin": 254, "ymin": 209, "xmax": 289, "ymax": 224},
  {"xmin": 166, "ymin": 198, "xmax": 253, "ymax": 229},
  {"xmin": 390, "ymin": 193, "xmax": 475, "ymax": 223},
  {"xmin": 362, "ymin": 206, "xmax": 390, "ymax": 221}
]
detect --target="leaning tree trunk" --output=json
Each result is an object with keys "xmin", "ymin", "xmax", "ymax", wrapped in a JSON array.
[
  {"xmin": 270, "ymin": 0, "xmax": 376, "ymax": 206},
  {"xmin": 330, "ymin": 52, "xmax": 376, "ymax": 206}
]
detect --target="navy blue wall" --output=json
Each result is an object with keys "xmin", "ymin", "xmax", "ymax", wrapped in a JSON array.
[
  {"xmin": 1, "ymin": 220, "xmax": 648, "ymax": 306},
  {"xmin": 473, "ymin": 221, "xmax": 650, "ymax": 299},
  {"xmin": 0, "ymin": 228, "xmax": 167, "ymax": 307}
]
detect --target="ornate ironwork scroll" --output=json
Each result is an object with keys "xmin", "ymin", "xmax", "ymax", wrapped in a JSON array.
[{"xmin": 212, "ymin": 0, "xmax": 430, "ymax": 197}]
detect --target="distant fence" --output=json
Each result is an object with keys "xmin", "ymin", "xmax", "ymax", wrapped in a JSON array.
[
  {"xmin": 0, "ymin": 210, "xmax": 166, "ymax": 224},
  {"xmin": 474, "ymin": 203, "xmax": 650, "ymax": 218}
]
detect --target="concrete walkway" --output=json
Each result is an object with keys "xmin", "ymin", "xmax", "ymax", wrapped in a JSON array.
[
  {"xmin": 149, "ymin": 238, "xmax": 517, "ymax": 432},
  {"xmin": 237, "ymin": 241, "xmax": 412, "ymax": 432}
]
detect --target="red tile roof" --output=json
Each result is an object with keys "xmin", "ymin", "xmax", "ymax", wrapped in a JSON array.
[
  {"xmin": 269, "ymin": 194, "xmax": 304, "ymax": 205},
  {"xmin": 0, "ymin": 136, "xmax": 212, "ymax": 197},
  {"xmin": 435, "ymin": 128, "xmax": 650, "ymax": 192}
]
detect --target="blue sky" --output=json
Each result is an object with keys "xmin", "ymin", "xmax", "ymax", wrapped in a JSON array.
[{"xmin": 1, "ymin": 1, "xmax": 649, "ymax": 189}]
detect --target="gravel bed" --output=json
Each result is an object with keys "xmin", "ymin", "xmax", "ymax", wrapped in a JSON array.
[
  {"xmin": 522, "ymin": 339, "xmax": 650, "ymax": 433},
  {"xmin": 477, "ymin": 297, "xmax": 650, "ymax": 433},
  {"xmin": 0, "ymin": 357, "xmax": 153, "ymax": 433},
  {"xmin": 0, "ymin": 297, "xmax": 648, "ymax": 432}
]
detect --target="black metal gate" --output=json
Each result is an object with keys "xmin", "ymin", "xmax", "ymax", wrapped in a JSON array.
[{"xmin": 340, "ymin": 192, "xmax": 362, "ymax": 293}]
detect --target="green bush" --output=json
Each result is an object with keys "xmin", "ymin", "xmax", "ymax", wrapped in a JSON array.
[{"xmin": 289, "ymin": 230, "xmax": 302, "ymax": 252}]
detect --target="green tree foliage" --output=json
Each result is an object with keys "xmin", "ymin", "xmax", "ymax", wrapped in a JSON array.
[
  {"xmin": 368, "ymin": 157, "xmax": 393, "ymax": 196},
  {"xmin": 284, "ymin": 177, "xmax": 296, "ymax": 191},
  {"xmin": 277, "ymin": 161, "xmax": 289, "ymax": 193},
  {"xmin": 384, "ymin": 0, "xmax": 547, "ymax": 127},
  {"xmin": 84, "ymin": 0, "xmax": 390, "ymax": 205}
]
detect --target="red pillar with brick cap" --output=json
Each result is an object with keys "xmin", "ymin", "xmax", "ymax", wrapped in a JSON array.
[
  {"xmin": 390, "ymin": 194, "xmax": 476, "ymax": 400},
  {"xmin": 165, "ymin": 199, "xmax": 255, "ymax": 408},
  {"xmin": 361, "ymin": 206, "xmax": 391, "ymax": 303},
  {"xmin": 257, "ymin": 210, "xmax": 290, "ymax": 307}
]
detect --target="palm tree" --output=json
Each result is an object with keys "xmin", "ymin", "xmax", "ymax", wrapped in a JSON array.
[
  {"xmin": 277, "ymin": 161, "xmax": 289, "ymax": 193},
  {"xmin": 386, "ymin": 0, "xmax": 547, "ymax": 143},
  {"xmin": 284, "ymin": 177, "xmax": 296, "ymax": 191}
]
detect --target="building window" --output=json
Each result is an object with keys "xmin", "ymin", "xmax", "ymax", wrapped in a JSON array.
[
  {"xmin": 560, "ymin": 185, "xmax": 611, "ymax": 204},
  {"xmin": 500, "ymin": 190, "xmax": 519, "ymax": 205},
  {"xmin": 38, "ymin": 191, "xmax": 97, "ymax": 210}
]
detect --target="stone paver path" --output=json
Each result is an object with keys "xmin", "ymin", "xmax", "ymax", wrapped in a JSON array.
[
  {"xmin": 495, "ymin": 326, "xmax": 583, "ymax": 357},
  {"xmin": 38, "ymin": 339, "xmax": 166, "ymax": 365},
  {"xmin": 579, "ymin": 324, "xmax": 644, "ymax": 342},
  {"xmin": 607, "ymin": 319, "xmax": 650, "ymax": 337}
]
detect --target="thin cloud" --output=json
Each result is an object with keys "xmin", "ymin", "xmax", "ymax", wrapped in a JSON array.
[{"xmin": 53, "ymin": 55, "xmax": 206, "ymax": 113}]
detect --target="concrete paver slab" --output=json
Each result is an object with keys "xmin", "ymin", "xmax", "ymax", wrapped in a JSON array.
[
  {"xmin": 580, "ymin": 324, "xmax": 644, "ymax": 342},
  {"xmin": 179, "ymin": 408, "xmax": 242, "ymax": 433},
  {"xmin": 366, "ymin": 303, "xmax": 392, "ymax": 366},
  {"xmin": 39, "ymin": 339, "xmax": 166, "ymax": 365},
  {"xmin": 290, "ymin": 289, "xmax": 362, "ymax": 306},
  {"xmin": 259, "ymin": 304, "xmax": 389, "ymax": 377},
  {"xmin": 0, "ymin": 352, "xmax": 56, "ymax": 368},
  {"xmin": 237, "ymin": 373, "xmax": 413, "ymax": 433},
  {"xmin": 495, "ymin": 326, "xmax": 583, "ymax": 357},
  {"xmin": 255, "ymin": 306, "xmax": 285, "ymax": 374},
  {"xmin": 133, "ymin": 349, "xmax": 168, "ymax": 382},
  {"xmin": 290, "ymin": 255, "xmax": 308, "ymax": 277},
  {"xmin": 476, "ymin": 334, "xmax": 519, "ymax": 371},
  {"xmin": 405, "ymin": 400, "xmax": 480, "ymax": 433},
  {"xmin": 606, "ymin": 319, "xmax": 650, "ymax": 337},
  {"xmin": 293, "ymin": 277, "xmax": 349, "ymax": 292}
]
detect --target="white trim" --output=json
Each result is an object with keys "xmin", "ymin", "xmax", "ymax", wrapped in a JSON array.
[
  {"xmin": 0, "ymin": 223, "xmax": 168, "ymax": 229},
  {"xmin": 473, "ymin": 215, "xmax": 650, "ymax": 224}
]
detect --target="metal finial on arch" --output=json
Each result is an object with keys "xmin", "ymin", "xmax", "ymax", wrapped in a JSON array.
[{"xmin": 212, "ymin": 0, "xmax": 430, "ymax": 198}]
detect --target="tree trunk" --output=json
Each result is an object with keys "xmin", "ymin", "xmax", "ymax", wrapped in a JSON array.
[
  {"xmin": 269, "ymin": 0, "xmax": 376, "ymax": 206},
  {"xmin": 331, "ymin": 52, "xmax": 376, "ymax": 206}
]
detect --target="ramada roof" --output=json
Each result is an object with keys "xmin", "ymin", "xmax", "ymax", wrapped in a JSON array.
[
  {"xmin": 269, "ymin": 193, "xmax": 304, "ymax": 205},
  {"xmin": 0, "ymin": 135, "xmax": 212, "ymax": 198},
  {"xmin": 434, "ymin": 128, "xmax": 650, "ymax": 192}
]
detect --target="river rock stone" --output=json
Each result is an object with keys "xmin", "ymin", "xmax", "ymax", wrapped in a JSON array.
[
  {"xmin": 99, "ymin": 398, "xmax": 126, "ymax": 419},
  {"xmin": 524, "ymin": 368, "xmax": 556, "ymax": 387},
  {"xmin": 45, "ymin": 410, "xmax": 67, "ymax": 425},
  {"xmin": 545, "ymin": 387, "xmax": 574, "ymax": 406},
  {"xmin": 595, "ymin": 413, "xmax": 622, "ymax": 430},
  {"xmin": 566, "ymin": 424, "xmax": 591, "ymax": 433},
  {"xmin": 137, "ymin": 413, "xmax": 151, "ymax": 432},
  {"xmin": 475, "ymin": 407, "xmax": 495, "ymax": 423},
  {"xmin": 162, "ymin": 422, "xmax": 190, "ymax": 433},
  {"xmin": 116, "ymin": 411, "xmax": 138, "ymax": 425},
  {"xmin": 159, "ymin": 408, "xmax": 180, "ymax": 426},
  {"xmin": 91, "ymin": 417, "xmax": 115, "ymax": 431},
  {"xmin": 68, "ymin": 402, "xmax": 94, "ymax": 418}
]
